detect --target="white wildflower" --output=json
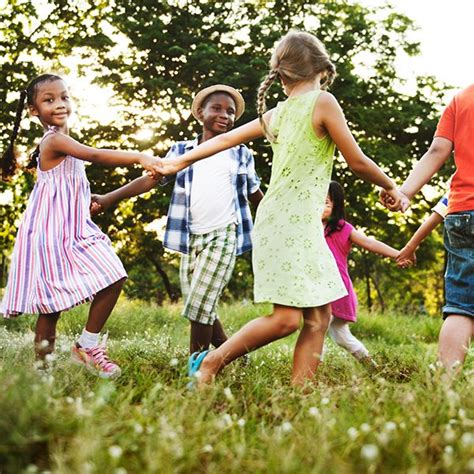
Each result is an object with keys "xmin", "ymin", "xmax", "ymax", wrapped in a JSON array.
[
  {"xmin": 360, "ymin": 423, "xmax": 371, "ymax": 433},
  {"xmin": 347, "ymin": 427, "xmax": 358, "ymax": 440},
  {"xmin": 237, "ymin": 418, "xmax": 246, "ymax": 427},
  {"xmin": 134, "ymin": 423, "xmax": 144, "ymax": 434},
  {"xmin": 109, "ymin": 445, "xmax": 123, "ymax": 459},
  {"xmin": 223, "ymin": 387, "xmax": 234, "ymax": 401},
  {"xmin": 281, "ymin": 421, "xmax": 293, "ymax": 433},
  {"xmin": 44, "ymin": 353, "xmax": 56, "ymax": 363},
  {"xmin": 202, "ymin": 444, "xmax": 213, "ymax": 453},
  {"xmin": 361, "ymin": 444, "xmax": 379, "ymax": 462},
  {"xmin": 169, "ymin": 358, "xmax": 178, "ymax": 367},
  {"xmin": 321, "ymin": 397, "xmax": 330, "ymax": 405},
  {"xmin": 444, "ymin": 427, "xmax": 456, "ymax": 443},
  {"xmin": 377, "ymin": 432, "xmax": 390, "ymax": 446},
  {"xmin": 461, "ymin": 432, "xmax": 473, "ymax": 447},
  {"xmin": 443, "ymin": 445, "xmax": 453, "ymax": 467},
  {"xmin": 39, "ymin": 340, "xmax": 50, "ymax": 348},
  {"xmin": 384, "ymin": 422, "xmax": 397, "ymax": 432},
  {"xmin": 308, "ymin": 407, "xmax": 320, "ymax": 418}
]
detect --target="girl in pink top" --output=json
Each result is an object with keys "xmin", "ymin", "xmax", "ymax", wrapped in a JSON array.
[
  {"xmin": 322, "ymin": 181, "xmax": 399, "ymax": 365},
  {"xmin": 1, "ymin": 74, "xmax": 160, "ymax": 378}
]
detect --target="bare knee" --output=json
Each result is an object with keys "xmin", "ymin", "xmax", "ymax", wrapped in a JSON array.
[{"xmin": 272, "ymin": 306, "xmax": 302, "ymax": 335}]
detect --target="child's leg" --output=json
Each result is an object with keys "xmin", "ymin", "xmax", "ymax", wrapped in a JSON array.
[
  {"xmin": 190, "ymin": 321, "xmax": 213, "ymax": 353},
  {"xmin": 291, "ymin": 304, "xmax": 331, "ymax": 385},
  {"xmin": 198, "ymin": 304, "xmax": 302, "ymax": 384},
  {"xmin": 183, "ymin": 226, "xmax": 236, "ymax": 354},
  {"xmin": 438, "ymin": 315, "xmax": 473, "ymax": 372},
  {"xmin": 190, "ymin": 319, "xmax": 228, "ymax": 352},
  {"xmin": 72, "ymin": 278, "xmax": 126, "ymax": 379},
  {"xmin": 328, "ymin": 317, "xmax": 370, "ymax": 360},
  {"xmin": 84, "ymin": 278, "xmax": 126, "ymax": 334},
  {"xmin": 211, "ymin": 319, "xmax": 228, "ymax": 348},
  {"xmin": 35, "ymin": 312, "xmax": 61, "ymax": 360}
]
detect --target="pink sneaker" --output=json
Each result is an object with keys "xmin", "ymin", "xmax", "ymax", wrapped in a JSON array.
[{"xmin": 71, "ymin": 334, "xmax": 121, "ymax": 379}]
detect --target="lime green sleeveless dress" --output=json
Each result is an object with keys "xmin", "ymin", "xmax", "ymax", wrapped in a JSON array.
[{"xmin": 252, "ymin": 90, "xmax": 347, "ymax": 307}]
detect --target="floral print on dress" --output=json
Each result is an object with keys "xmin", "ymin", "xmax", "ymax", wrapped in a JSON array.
[{"xmin": 252, "ymin": 90, "xmax": 347, "ymax": 307}]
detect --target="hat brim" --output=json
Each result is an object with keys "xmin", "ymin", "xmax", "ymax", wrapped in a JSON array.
[{"xmin": 191, "ymin": 85, "xmax": 245, "ymax": 121}]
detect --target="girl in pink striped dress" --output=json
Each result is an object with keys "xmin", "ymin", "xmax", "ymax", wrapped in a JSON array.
[{"xmin": 1, "ymin": 74, "xmax": 161, "ymax": 378}]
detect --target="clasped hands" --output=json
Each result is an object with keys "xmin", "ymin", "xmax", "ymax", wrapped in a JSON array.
[
  {"xmin": 141, "ymin": 156, "xmax": 181, "ymax": 181},
  {"xmin": 379, "ymin": 187, "xmax": 416, "ymax": 268}
]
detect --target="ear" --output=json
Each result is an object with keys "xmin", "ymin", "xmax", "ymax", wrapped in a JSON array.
[
  {"xmin": 28, "ymin": 104, "xmax": 39, "ymax": 117},
  {"xmin": 196, "ymin": 107, "xmax": 204, "ymax": 121}
]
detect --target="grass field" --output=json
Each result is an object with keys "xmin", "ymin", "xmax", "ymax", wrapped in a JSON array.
[{"xmin": 0, "ymin": 300, "xmax": 473, "ymax": 473}]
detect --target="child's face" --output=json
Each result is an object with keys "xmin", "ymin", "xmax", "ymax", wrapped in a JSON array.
[
  {"xmin": 322, "ymin": 195, "xmax": 333, "ymax": 221},
  {"xmin": 29, "ymin": 79, "xmax": 72, "ymax": 129},
  {"xmin": 198, "ymin": 93, "xmax": 236, "ymax": 136}
]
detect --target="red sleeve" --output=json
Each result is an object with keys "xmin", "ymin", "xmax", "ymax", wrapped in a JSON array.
[{"xmin": 434, "ymin": 98, "xmax": 456, "ymax": 142}]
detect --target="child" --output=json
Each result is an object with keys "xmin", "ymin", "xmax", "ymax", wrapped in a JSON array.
[
  {"xmin": 156, "ymin": 30, "xmax": 407, "ymax": 387},
  {"xmin": 396, "ymin": 185, "xmax": 449, "ymax": 268},
  {"xmin": 322, "ymin": 181, "xmax": 399, "ymax": 366},
  {"xmin": 382, "ymin": 84, "xmax": 473, "ymax": 373},
  {"xmin": 90, "ymin": 84, "xmax": 263, "ymax": 354},
  {"xmin": 0, "ymin": 74, "xmax": 161, "ymax": 378}
]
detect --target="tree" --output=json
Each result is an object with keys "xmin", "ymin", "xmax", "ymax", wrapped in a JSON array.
[{"xmin": 1, "ymin": 0, "xmax": 453, "ymax": 312}]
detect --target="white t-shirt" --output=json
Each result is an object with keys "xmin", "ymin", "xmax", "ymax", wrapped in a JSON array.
[
  {"xmin": 189, "ymin": 149, "xmax": 236, "ymax": 234},
  {"xmin": 432, "ymin": 193, "xmax": 449, "ymax": 219}
]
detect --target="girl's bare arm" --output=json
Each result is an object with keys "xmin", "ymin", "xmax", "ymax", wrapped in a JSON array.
[{"xmin": 350, "ymin": 229, "xmax": 399, "ymax": 259}]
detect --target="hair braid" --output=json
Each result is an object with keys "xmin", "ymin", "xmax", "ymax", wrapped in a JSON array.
[
  {"xmin": 321, "ymin": 62, "xmax": 336, "ymax": 90},
  {"xmin": 1, "ymin": 90, "xmax": 27, "ymax": 181},
  {"xmin": 257, "ymin": 69, "xmax": 279, "ymax": 142}
]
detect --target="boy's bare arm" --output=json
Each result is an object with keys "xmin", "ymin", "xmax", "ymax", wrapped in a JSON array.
[
  {"xmin": 248, "ymin": 189, "xmax": 264, "ymax": 209},
  {"xmin": 399, "ymin": 137, "xmax": 453, "ymax": 199}
]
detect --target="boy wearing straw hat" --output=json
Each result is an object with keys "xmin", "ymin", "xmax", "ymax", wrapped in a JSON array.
[{"xmin": 92, "ymin": 85, "xmax": 263, "ymax": 353}]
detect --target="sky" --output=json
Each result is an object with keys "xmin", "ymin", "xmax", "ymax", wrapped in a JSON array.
[{"xmin": 362, "ymin": 0, "xmax": 474, "ymax": 92}]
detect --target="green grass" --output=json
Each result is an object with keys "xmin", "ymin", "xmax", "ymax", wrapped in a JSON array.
[{"xmin": 0, "ymin": 300, "xmax": 472, "ymax": 473}]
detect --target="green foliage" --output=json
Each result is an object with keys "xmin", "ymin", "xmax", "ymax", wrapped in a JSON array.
[
  {"xmin": 0, "ymin": 301, "xmax": 472, "ymax": 472},
  {"xmin": 0, "ymin": 0, "xmax": 455, "ymax": 310}
]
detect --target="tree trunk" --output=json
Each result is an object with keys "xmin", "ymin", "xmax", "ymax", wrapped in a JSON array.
[
  {"xmin": 370, "ymin": 272, "xmax": 385, "ymax": 312},
  {"xmin": 146, "ymin": 254, "xmax": 179, "ymax": 303},
  {"xmin": 364, "ymin": 257, "xmax": 372, "ymax": 311}
]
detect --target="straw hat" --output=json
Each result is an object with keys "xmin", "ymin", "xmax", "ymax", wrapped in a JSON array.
[{"xmin": 191, "ymin": 84, "xmax": 245, "ymax": 121}]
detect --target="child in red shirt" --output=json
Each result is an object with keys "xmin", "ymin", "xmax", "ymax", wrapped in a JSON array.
[{"xmin": 383, "ymin": 85, "xmax": 474, "ymax": 374}]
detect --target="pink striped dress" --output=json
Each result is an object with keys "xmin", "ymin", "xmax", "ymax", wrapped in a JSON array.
[{"xmin": 1, "ymin": 128, "xmax": 127, "ymax": 317}]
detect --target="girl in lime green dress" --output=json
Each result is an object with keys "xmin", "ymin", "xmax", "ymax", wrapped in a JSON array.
[{"xmin": 159, "ymin": 31, "xmax": 407, "ymax": 386}]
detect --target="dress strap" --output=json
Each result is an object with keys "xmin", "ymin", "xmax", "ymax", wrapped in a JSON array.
[{"xmin": 40, "ymin": 126, "xmax": 57, "ymax": 144}]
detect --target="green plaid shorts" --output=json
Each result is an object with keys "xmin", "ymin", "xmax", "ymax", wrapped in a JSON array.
[{"xmin": 180, "ymin": 223, "xmax": 237, "ymax": 325}]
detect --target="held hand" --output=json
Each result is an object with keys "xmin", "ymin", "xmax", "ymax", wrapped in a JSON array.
[
  {"xmin": 380, "ymin": 188, "xmax": 410, "ymax": 212},
  {"xmin": 139, "ymin": 155, "xmax": 162, "ymax": 180},
  {"xmin": 396, "ymin": 244, "xmax": 417, "ymax": 268},
  {"xmin": 90, "ymin": 194, "xmax": 112, "ymax": 216},
  {"xmin": 146, "ymin": 157, "xmax": 182, "ymax": 178}
]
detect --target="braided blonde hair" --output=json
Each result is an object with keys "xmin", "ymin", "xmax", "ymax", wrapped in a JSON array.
[{"xmin": 257, "ymin": 31, "xmax": 336, "ymax": 142}]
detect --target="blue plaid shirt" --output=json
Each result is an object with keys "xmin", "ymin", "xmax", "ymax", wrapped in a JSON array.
[{"xmin": 162, "ymin": 138, "xmax": 261, "ymax": 255}]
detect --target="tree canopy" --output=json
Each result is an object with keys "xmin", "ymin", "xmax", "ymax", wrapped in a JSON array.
[{"xmin": 0, "ymin": 0, "xmax": 454, "ymax": 313}]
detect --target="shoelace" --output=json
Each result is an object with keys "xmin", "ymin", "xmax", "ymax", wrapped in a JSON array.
[{"xmin": 88, "ymin": 333, "xmax": 116, "ymax": 370}]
